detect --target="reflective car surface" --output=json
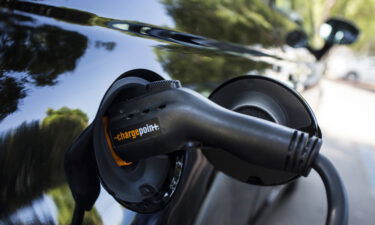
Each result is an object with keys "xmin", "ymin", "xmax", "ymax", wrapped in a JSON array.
[{"xmin": 0, "ymin": 1, "xmax": 323, "ymax": 224}]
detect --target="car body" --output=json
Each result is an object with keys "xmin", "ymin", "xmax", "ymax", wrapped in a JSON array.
[{"xmin": 0, "ymin": 1, "xmax": 338, "ymax": 225}]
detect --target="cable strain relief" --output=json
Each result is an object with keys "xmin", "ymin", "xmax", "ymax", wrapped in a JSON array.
[{"xmin": 285, "ymin": 130, "xmax": 322, "ymax": 176}]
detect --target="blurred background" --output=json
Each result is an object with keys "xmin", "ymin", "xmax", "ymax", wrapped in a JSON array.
[{"xmin": 258, "ymin": 0, "xmax": 375, "ymax": 224}]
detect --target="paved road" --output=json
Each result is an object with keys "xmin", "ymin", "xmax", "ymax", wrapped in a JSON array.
[{"xmin": 258, "ymin": 79, "xmax": 375, "ymax": 225}]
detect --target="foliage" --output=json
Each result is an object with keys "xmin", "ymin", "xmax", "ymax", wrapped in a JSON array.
[
  {"xmin": 0, "ymin": 107, "xmax": 98, "ymax": 224},
  {"xmin": 155, "ymin": 46, "xmax": 269, "ymax": 92},
  {"xmin": 157, "ymin": 0, "xmax": 292, "ymax": 91},
  {"xmin": 162, "ymin": 0, "xmax": 296, "ymax": 46},
  {"xmin": 42, "ymin": 107, "xmax": 89, "ymax": 128},
  {"xmin": 0, "ymin": 11, "xmax": 88, "ymax": 121},
  {"xmin": 276, "ymin": 0, "xmax": 375, "ymax": 53},
  {"xmin": 0, "ymin": 74, "xmax": 27, "ymax": 121},
  {"xmin": 49, "ymin": 185, "xmax": 103, "ymax": 225}
]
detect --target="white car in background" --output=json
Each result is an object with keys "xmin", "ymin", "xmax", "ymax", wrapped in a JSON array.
[{"xmin": 326, "ymin": 46, "xmax": 375, "ymax": 83}]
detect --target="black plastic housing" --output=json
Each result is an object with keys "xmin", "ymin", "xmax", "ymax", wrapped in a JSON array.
[{"xmin": 108, "ymin": 81, "xmax": 322, "ymax": 176}]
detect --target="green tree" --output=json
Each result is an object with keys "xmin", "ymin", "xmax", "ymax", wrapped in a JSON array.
[
  {"xmin": 42, "ymin": 107, "xmax": 89, "ymax": 128},
  {"xmin": 0, "ymin": 107, "xmax": 102, "ymax": 224},
  {"xmin": 0, "ymin": 74, "xmax": 26, "ymax": 121},
  {"xmin": 155, "ymin": 46, "xmax": 269, "ymax": 93},
  {"xmin": 277, "ymin": 0, "xmax": 375, "ymax": 52},
  {"xmin": 49, "ymin": 185, "xmax": 102, "ymax": 225},
  {"xmin": 0, "ymin": 6, "xmax": 116, "ymax": 122},
  {"xmin": 156, "ymin": 0, "xmax": 295, "ymax": 92},
  {"xmin": 162, "ymin": 0, "xmax": 296, "ymax": 46},
  {"xmin": 0, "ymin": 11, "xmax": 88, "ymax": 121}
]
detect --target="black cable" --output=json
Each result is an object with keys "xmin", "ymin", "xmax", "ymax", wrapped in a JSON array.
[
  {"xmin": 71, "ymin": 205, "xmax": 85, "ymax": 225},
  {"xmin": 313, "ymin": 154, "xmax": 348, "ymax": 225}
]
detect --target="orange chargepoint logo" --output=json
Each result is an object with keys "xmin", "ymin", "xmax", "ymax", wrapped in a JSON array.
[
  {"xmin": 113, "ymin": 129, "xmax": 140, "ymax": 141},
  {"xmin": 113, "ymin": 123, "xmax": 160, "ymax": 142}
]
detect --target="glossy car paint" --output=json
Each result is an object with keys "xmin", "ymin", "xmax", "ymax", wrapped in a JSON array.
[{"xmin": 0, "ymin": 1, "xmax": 318, "ymax": 224}]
